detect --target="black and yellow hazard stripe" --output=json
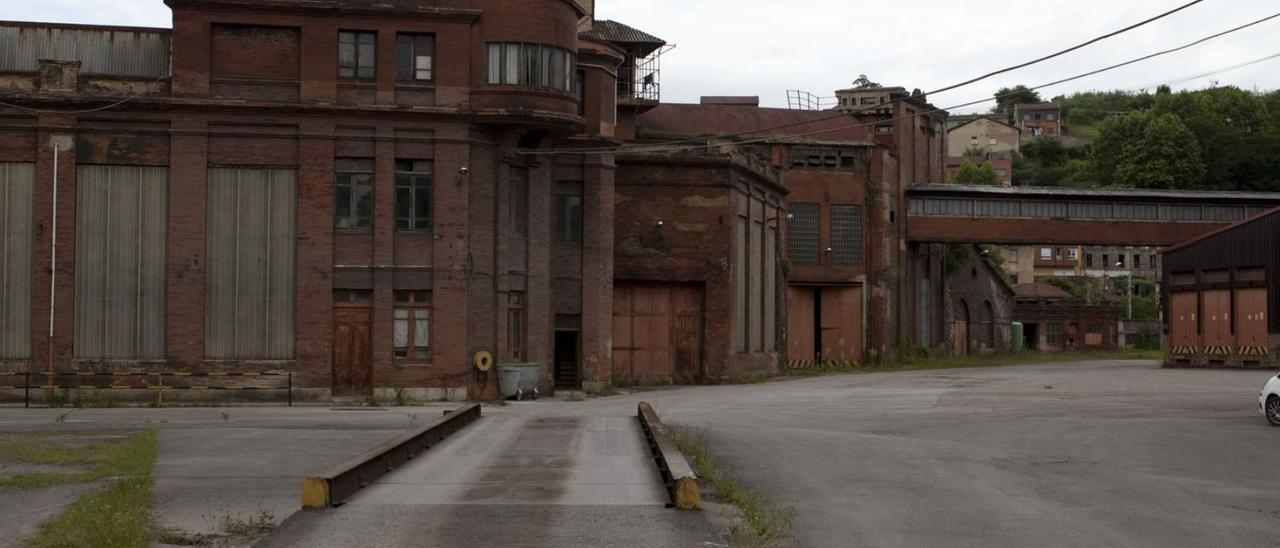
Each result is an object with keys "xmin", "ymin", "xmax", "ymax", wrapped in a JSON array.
[{"xmin": 1237, "ymin": 346, "xmax": 1271, "ymax": 357}]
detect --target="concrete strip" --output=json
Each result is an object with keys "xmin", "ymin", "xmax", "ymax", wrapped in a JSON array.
[
  {"xmin": 302, "ymin": 404, "xmax": 481, "ymax": 509},
  {"xmin": 637, "ymin": 401, "xmax": 699, "ymax": 509}
]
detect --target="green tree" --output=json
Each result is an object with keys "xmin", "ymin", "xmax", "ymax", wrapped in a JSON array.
[
  {"xmin": 1152, "ymin": 86, "xmax": 1271, "ymax": 191},
  {"xmin": 952, "ymin": 161, "xmax": 1001, "ymax": 185},
  {"xmin": 993, "ymin": 85, "xmax": 1042, "ymax": 115},
  {"xmin": 851, "ymin": 74, "xmax": 880, "ymax": 89},
  {"xmin": 1092, "ymin": 111, "xmax": 1206, "ymax": 189}
]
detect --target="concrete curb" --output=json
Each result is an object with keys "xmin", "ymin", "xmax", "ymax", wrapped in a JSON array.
[
  {"xmin": 301, "ymin": 403, "xmax": 482, "ymax": 509},
  {"xmin": 637, "ymin": 401, "xmax": 700, "ymax": 510}
]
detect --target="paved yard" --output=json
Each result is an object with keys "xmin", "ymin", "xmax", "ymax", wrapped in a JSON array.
[{"xmin": 592, "ymin": 360, "xmax": 1280, "ymax": 547}]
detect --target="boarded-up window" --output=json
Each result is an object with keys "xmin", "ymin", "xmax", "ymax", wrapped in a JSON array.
[
  {"xmin": 206, "ymin": 169, "xmax": 296, "ymax": 360},
  {"xmin": 74, "ymin": 166, "xmax": 167, "ymax": 359},
  {"xmin": 556, "ymin": 182, "xmax": 583, "ymax": 244},
  {"xmin": 0, "ymin": 163, "xmax": 33, "ymax": 358},
  {"xmin": 211, "ymin": 25, "xmax": 301, "ymax": 81},
  {"xmin": 831, "ymin": 205, "xmax": 862, "ymax": 267},
  {"xmin": 788, "ymin": 203, "xmax": 819, "ymax": 266},
  {"xmin": 764, "ymin": 223, "xmax": 777, "ymax": 352}
]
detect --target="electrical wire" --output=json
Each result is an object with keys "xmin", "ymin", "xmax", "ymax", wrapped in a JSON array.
[
  {"xmin": 522, "ymin": 0, "xmax": 1217, "ymax": 155},
  {"xmin": 527, "ymin": 47, "xmax": 1280, "ymax": 157},
  {"xmin": 522, "ymin": 8, "xmax": 1280, "ymax": 156}
]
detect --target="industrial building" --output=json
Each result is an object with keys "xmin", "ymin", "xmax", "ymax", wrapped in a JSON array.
[{"xmin": 1162, "ymin": 207, "xmax": 1280, "ymax": 369}]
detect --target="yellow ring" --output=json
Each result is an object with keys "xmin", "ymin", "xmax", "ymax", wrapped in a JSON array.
[{"xmin": 474, "ymin": 351, "xmax": 494, "ymax": 372}]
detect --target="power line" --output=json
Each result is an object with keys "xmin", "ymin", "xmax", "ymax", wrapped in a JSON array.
[
  {"xmin": 523, "ymin": 0, "xmax": 1215, "ymax": 156},
  {"xmin": 523, "ymin": 8, "xmax": 1280, "ymax": 157},
  {"xmin": 927, "ymin": 0, "xmax": 1208, "ymax": 96}
]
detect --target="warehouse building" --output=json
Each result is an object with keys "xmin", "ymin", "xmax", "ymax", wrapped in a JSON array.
[{"xmin": 1162, "ymin": 207, "xmax": 1280, "ymax": 369}]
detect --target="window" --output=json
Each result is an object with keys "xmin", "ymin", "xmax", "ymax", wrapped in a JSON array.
[
  {"xmin": 1133, "ymin": 255, "xmax": 1142, "ymax": 269},
  {"xmin": 1150, "ymin": 255, "xmax": 1157, "ymax": 269},
  {"xmin": 556, "ymin": 182, "xmax": 583, "ymax": 244},
  {"xmin": 396, "ymin": 34, "xmax": 434, "ymax": 81},
  {"xmin": 789, "ymin": 147, "xmax": 862, "ymax": 172},
  {"xmin": 1039, "ymin": 248, "xmax": 1052, "ymax": 260},
  {"xmin": 339, "ymin": 31, "xmax": 376, "ymax": 79},
  {"xmin": 508, "ymin": 292, "xmax": 525, "ymax": 361},
  {"xmin": 1086, "ymin": 253, "xmax": 1094, "ymax": 268},
  {"xmin": 486, "ymin": 42, "xmax": 576, "ymax": 92},
  {"xmin": 1103, "ymin": 254, "xmax": 1110, "ymax": 269},
  {"xmin": 509, "ymin": 166, "xmax": 528, "ymax": 237},
  {"xmin": 0, "ymin": 163, "xmax": 33, "ymax": 359},
  {"xmin": 830, "ymin": 205, "xmax": 862, "ymax": 267},
  {"xmin": 1046, "ymin": 323, "xmax": 1062, "ymax": 345},
  {"xmin": 1007, "ymin": 248, "xmax": 1018, "ymax": 264},
  {"xmin": 1066, "ymin": 248, "xmax": 1079, "ymax": 261},
  {"xmin": 1118, "ymin": 255, "xmax": 1126, "ymax": 268},
  {"xmin": 394, "ymin": 291, "xmax": 431, "ymax": 360},
  {"xmin": 335, "ymin": 159, "xmax": 373, "ymax": 229},
  {"xmin": 393, "ymin": 160, "xmax": 433, "ymax": 231},
  {"xmin": 788, "ymin": 203, "xmax": 820, "ymax": 266},
  {"xmin": 989, "ymin": 137, "xmax": 998, "ymax": 145}
]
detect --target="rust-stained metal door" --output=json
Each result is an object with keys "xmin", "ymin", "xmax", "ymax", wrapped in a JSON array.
[
  {"xmin": 1202, "ymin": 290, "xmax": 1233, "ymax": 354},
  {"xmin": 787, "ymin": 287, "xmax": 816, "ymax": 364},
  {"xmin": 612, "ymin": 283, "xmax": 703, "ymax": 384},
  {"xmin": 1170, "ymin": 291, "xmax": 1199, "ymax": 353},
  {"xmin": 819, "ymin": 287, "xmax": 863, "ymax": 363},
  {"xmin": 1236, "ymin": 288, "xmax": 1268, "ymax": 354},
  {"xmin": 332, "ymin": 307, "xmax": 372, "ymax": 396}
]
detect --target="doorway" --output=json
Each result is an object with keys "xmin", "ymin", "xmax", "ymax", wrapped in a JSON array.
[
  {"xmin": 332, "ymin": 290, "xmax": 373, "ymax": 397},
  {"xmin": 554, "ymin": 330, "xmax": 580, "ymax": 389},
  {"xmin": 1024, "ymin": 323, "xmax": 1039, "ymax": 352}
]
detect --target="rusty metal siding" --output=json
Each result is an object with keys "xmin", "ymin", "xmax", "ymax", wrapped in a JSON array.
[
  {"xmin": 0, "ymin": 163, "xmax": 34, "ymax": 359},
  {"xmin": 74, "ymin": 166, "xmax": 167, "ymax": 359},
  {"xmin": 0, "ymin": 25, "xmax": 170, "ymax": 77},
  {"xmin": 206, "ymin": 168, "xmax": 296, "ymax": 360}
]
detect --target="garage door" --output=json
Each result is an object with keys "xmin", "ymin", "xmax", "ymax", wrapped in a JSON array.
[
  {"xmin": 613, "ymin": 283, "xmax": 702, "ymax": 384},
  {"xmin": 787, "ymin": 287, "xmax": 816, "ymax": 364},
  {"xmin": 1169, "ymin": 291, "xmax": 1198, "ymax": 355},
  {"xmin": 1236, "ymin": 288, "xmax": 1269, "ymax": 356},
  {"xmin": 820, "ymin": 287, "xmax": 863, "ymax": 364},
  {"xmin": 1202, "ymin": 289, "xmax": 1233, "ymax": 355}
]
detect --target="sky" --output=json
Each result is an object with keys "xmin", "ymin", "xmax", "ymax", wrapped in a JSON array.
[{"xmin": 7, "ymin": 0, "xmax": 1280, "ymax": 112}]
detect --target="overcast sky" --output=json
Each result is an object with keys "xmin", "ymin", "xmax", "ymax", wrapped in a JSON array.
[{"xmin": 8, "ymin": 0, "xmax": 1280, "ymax": 112}]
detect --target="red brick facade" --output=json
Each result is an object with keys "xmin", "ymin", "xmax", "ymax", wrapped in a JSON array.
[{"xmin": 0, "ymin": 0, "xmax": 627, "ymax": 401}]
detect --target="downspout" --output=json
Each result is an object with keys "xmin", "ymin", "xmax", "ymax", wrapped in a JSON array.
[{"xmin": 46, "ymin": 142, "xmax": 59, "ymax": 397}]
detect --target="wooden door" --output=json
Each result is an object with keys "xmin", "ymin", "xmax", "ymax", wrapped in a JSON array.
[
  {"xmin": 819, "ymin": 287, "xmax": 863, "ymax": 364},
  {"xmin": 333, "ymin": 307, "xmax": 372, "ymax": 396},
  {"xmin": 1203, "ymin": 290, "xmax": 1233, "ymax": 354},
  {"xmin": 1170, "ymin": 291, "xmax": 1198, "ymax": 354},
  {"xmin": 612, "ymin": 283, "xmax": 703, "ymax": 384},
  {"xmin": 787, "ymin": 287, "xmax": 816, "ymax": 364},
  {"xmin": 1236, "ymin": 288, "xmax": 1268, "ymax": 355}
]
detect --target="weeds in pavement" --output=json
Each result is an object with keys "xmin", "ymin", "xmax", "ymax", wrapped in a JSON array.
[
  {"xmin": 667, "ymin": 427, "xmax": 795, "ymax": 547},
  {"xmin": 565, "ymin": 392, "xmax": 587, "ymax": 402},
  {"xmin": 782, "ymin": 349, "xmax": 1162, "ymax": 380},
  {"xmin": 0, "ymin": 430, "xmax": 152, "ymax": 490},
  {"xmin": 24, "ymin": 429, "xmax": 159, "ymax": 548},
  {"xmin": 154, "ymin": 507, "xmax": 277, "ymax": 546}
]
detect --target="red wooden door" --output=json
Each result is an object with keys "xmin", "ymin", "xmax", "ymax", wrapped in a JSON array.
[
  {"xmin": 333, "ymin": 307, "xmax": 372, "ymax": 396},
  {"xmin": 612, "ymin": 283, "xmax": 704, "ymax": 384},
  {"xmin": 787, "ymin": 287, "xmax": 816, "ymax": 364},
  {"xmin": 1236, "ymin": 288, "xmax": 1268, "ymax": 354},
  {"xmin": 1170, "ymin": 291, "xmax": 1198, "ymax": 353},
  {"xmin": 1203, "ymin": 290, "xmax": 1233, "ymax": 353},
  {"xmin": 819, "ymin": 287, "xmax": 863, "ymax": 364}
]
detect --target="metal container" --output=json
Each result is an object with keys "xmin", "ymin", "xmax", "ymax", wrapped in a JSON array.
[
  {"xmin": 497, "ymin": 363, "xmax": 540, "ymax": 400},
  {"xmin": 1011, "ymin": 322, "xmax": 1024, "ymax": 353}
]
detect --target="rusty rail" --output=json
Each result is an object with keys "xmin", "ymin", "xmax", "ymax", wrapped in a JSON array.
[
  {"xmin": 637, "ymin": 401, "xmax": 700, "ymax": 510},
  {"xmin": 302, "ymin": 403, "xmax": 482, "ymax": 509}
]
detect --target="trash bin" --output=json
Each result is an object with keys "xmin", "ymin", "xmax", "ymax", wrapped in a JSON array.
[{"xmin": 497, "ymin": 363, "xmax": 540, "ymax": 400}]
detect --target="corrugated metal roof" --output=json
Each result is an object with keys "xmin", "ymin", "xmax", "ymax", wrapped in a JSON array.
[
  {"xmin": 0, "ymin": 23, "xmax": 170, "ymax": 78},
  {"xmin": 580, "ymin": 19, "xmax": 666, "ymax": 46},
  {"xmin": 908, "ymin": 183, "xmax": 1280, "ymax": 203}
]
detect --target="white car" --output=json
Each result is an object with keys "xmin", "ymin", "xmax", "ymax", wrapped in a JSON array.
[{"xmin": 1262, "ymin": 374, "xmax": 1280, "ymax": 427}]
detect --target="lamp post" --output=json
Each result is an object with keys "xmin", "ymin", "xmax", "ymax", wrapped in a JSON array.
[{"xmin": 1115, "ymin": 262, "xmax": 1132, "ymax": 320}]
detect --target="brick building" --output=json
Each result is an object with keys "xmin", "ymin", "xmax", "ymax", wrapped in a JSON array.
[
  {"xmin": 1013, "ymin": 283, "xmax": 1118, "ymax": 352},
  {"xmin": 0, "ymin": 0, "xmax": 643, "ymax": 401}
]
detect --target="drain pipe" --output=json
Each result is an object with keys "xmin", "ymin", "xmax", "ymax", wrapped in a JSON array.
[{"xmin": 46, "ymin": 142, "xmax": 60, "ymax": 397}]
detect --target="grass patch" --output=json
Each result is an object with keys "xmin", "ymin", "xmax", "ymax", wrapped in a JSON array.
[
  {"xmin": 667, "ymin": 427, "xmax": 794, "ymax": 547},
  {"xmin": 153, "ymin": 508, "xmax": 276, "ymax": 546},
  {"xmin": 784, "ymin": 349, "xmax": 1162, "ymax": 379},
  {"xmin": 0, "ymin": 431, "xmax": 155, "ymax": 490},
  {"xmin": 24, "ymin": 429, "xmax": 159, "ymax": 548}
]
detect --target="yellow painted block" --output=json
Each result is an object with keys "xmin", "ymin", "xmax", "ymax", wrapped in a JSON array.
[
  {"xmin": 301, "ymin": 477, "xmax": 331, "ymax": 509},
  {"xmin": 674, "ymin": 477, "xmax": 700, "ymax": 510}
]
